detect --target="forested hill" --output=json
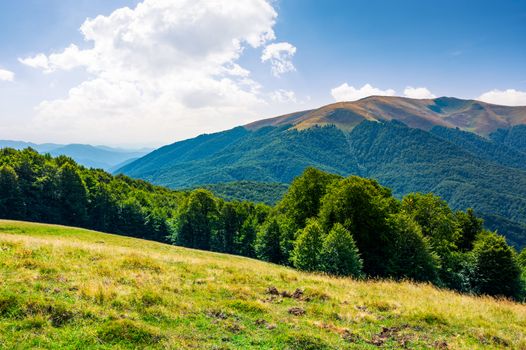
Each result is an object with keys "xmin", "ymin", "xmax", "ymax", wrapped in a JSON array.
[
  {"xmin": 118, "ymin": 120, "xmax": 526, "ymax": 249},
  {"xmin": 0, "ymin": 148, "xmax": 183, "ymax": 242},
  {"xmin": 1, "ymin": 150, "xmax": 526, "ymax": 301}
]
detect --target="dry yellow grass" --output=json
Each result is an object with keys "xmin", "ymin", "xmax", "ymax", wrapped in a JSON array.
[{"xmin": 0, "ymin": 219, "xmax": 525, "ymax": 349}]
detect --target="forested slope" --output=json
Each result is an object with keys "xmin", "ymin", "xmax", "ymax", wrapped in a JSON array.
[{"xmin": 119, "ymin": 121, "xmax": 526, "ymax": 248}]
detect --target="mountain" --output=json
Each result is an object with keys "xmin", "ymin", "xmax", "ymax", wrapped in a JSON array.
[
  {"xmin": 490, "ymin": 124, "xmax": 526, "ymax": 153},
  {"xmin": 246, "ymin": 96, "xmax": 526, "ymax": 135},
  {"xmin": 0, "ymin": 140, "xmax": 150, "ymax": 170},
  {"xmin": 48, "ymin": 144, "xmax": 149, "ymax": 170},
  {"xmin": 1, "ymin": 220, "xmax": 524, "ymax": 349},
  {"xmin": 0, "ymin": 140, "xmax": 61, "ymax": 153},
  {"xmin": 118, "ymin": 97, "xmax": 526, "ymax": 247}
]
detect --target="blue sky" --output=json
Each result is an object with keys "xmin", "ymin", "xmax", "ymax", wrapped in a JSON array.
[{"xmin": 0, "ymin": 0, "xmax": 525, "ymax": 146}]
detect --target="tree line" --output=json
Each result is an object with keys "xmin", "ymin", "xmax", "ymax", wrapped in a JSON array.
[{"xmin": 1, "ymin": 148, "xmax": 525, "ymax": 300}]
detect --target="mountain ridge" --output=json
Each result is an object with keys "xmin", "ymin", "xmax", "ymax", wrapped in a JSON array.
[
  {"xmin": 0, "ymin": 140, "xmax": 151, "ymax": 170},
  {"xmin": 118, "ymin": 96, "xmax": 526, "ymax": 247},
  {"xmin": 246, "ymin": 96, "xmax": 526, "ymax": 135}
]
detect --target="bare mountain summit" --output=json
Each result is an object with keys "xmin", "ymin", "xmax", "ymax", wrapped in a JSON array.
[{"xmin": 246, "ymin": 96, "xmax": 526, "ymax": 136}]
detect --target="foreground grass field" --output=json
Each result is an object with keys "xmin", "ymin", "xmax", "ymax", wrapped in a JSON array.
[{"xmin": 0, "ymin": 220, "xmax": 525, "ymax": 349}]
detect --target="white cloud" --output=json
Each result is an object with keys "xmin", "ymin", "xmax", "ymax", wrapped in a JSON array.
[
  {"xmin": 0, "ymin": 68, "xmax": 14, "ymax": 82},
  {"xmin": 19, "ymin": 45, "xmax": 94, "ymax": 73},
  {"xmin": 18, "ymin": 54, "xmax": 49, "ymax": 70},
  {"xmin": 403, "ymin": 86, "xmax": 436, "ymax": 99},
  {"xmin": 261, "ymin": 42, "xmax": 296, "ymax": 77},
  {"xmin": 17, "ymin": 0, "xmax": 293, "ymax": 145},
  {"xmin": 270, "ymin": 89, "xmax": 297, "ymax": 103},
  {"xmin": 331, "ymin": 83, "xmax": 396, "ymax": 102},
  {"xmin": 477, "ymin": 89, "xmax": 526, "ymax": 106}
]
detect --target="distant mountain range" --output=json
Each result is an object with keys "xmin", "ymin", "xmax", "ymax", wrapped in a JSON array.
[
  {"xmin": 118, "ymin": 96, "xmax": 526, "ymax": 248},
  {"xmin": 0, "ymin": 140, "xmax": 150, "ymax": 171}
]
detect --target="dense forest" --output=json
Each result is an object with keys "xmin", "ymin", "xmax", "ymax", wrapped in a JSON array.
[
  {"xmin": 198, "ymin": 181, "xmax": 288, "ymax": 205},
  {"xmin": 1, "ymin": 148, "xmax": 525, "ymax": 300},
  {"xmin": 117, "ymin": 122, "xmax": 526, "ymax": 249},
  {"xmin": 0, "ymin": 148, "xmax": 182, "ymax": 242}
]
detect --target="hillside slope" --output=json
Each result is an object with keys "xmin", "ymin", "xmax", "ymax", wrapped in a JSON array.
[
  {"xmin": 119, "ymin": 121, "xmax": 526, "ymax": 248},
  {"xmin": 1, "ymin": 220, "xmax": 525, "ymax": 349},
  {"xmin": 246, "ymin": 96, "xmax": 526, "ymax": 136}
]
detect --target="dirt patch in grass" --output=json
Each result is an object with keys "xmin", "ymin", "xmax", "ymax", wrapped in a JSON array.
[{"xmin": 288, "ymin": 307, "xmax": 306, "ymax": 316}]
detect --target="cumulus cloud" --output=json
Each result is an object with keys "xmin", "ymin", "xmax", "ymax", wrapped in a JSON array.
[
  {"xmin": 331, "ymin": 83, "xmax": 396, "ymax": 102},
  {"xmin": 0, "ymin": 68, "xmax": 14, "ymax": 82},
  {"xmin": 270, "ymin": 89, "xmax": 297, "ymax": 103},
  {"xmin": 403, "ymin": 86, "xmax": 436, "ymax": 99},
  {"xmin": 477, "ymin": 89, "xmax": 526, "ymax": 106},
  {"xmin": 19, "ymin": 54, "xmax": 49, "ymax": 71},
  {"xmin": 19, "ymin": 45, "xmax": 94, "ymax": 73},
  {"xmin": 261, "ymin": 42, "xmax": 296, "ymax": 77},
  {"xmin": 18, "ymin": 0, "xmax": 295, "ymax": 145}
]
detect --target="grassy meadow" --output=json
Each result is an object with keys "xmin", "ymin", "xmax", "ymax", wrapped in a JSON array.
[{"xmin": 0, "ymin": 220, "xmax": 525, "ymax": 349}]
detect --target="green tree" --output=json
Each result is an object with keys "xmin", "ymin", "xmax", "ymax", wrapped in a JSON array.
[
  {"xmin": 216, "ymin": 202, "xmax": 241, "ymax": 253},
  {"xmin": 87, "ymin": 183, "xmax": 117, "ymax": 232},
  {"xmin": 277, "ymin": 167, "xmax": 340, "ymax": 229},
  {"xmin": 255, "ymin": 218, "xmax": 282, "ymax": 263},
  {"xmin": 471, "ymin": 232, "xmax": 523, "ymax": 299},
  {"xmin": 455, "ymin": 208, "xmax": 483, "ymax": 251},
  {"xmin": 0, "ymin": 165, "xmax": 24, "ymax": 219},
  {"xmin": 116, "ymin": 198, "xmax": 147, "ymax": 238},
  {"xmin": 237, "ymin": 215, "xmax": 258, "ymax": 258},
  {"xmin": 320, "ymin": 223, "xmax": 363, "ymax": 277},
  {"xmin": 58, "ymin": 163, "xmax": 88, "ymax": 226},
  {"xmin": 173, "ymin": 189, "xmax": 218, "ymax": 250},
  {"xmin": 402, "ymin": 193, "xmax": 460, "ymax": 257},
  {"xmin": 291, "ymin": 219, "xmax": 324, "ymax": 271},
  {"xmin": 34, "ymin": 164, "xmax": 61, "ymax": 223},
  {"xmin": 318, "ymin": 176, "xmax": 396, "ymax": 276},
  {"xmin": 276, "ymin": 214, "xmax": 299, "ymax": 265},
  {"xmin": 386, "ymin": 213, "xmax": 438, "ymax": 282},
  {"xmin": 518, "ymin": 248, "xmax": 526, "ymax": 270}
]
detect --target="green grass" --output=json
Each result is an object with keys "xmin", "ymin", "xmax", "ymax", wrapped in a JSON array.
[{"xmin": 0, "ymin": 220, "xmax": 525, "ymax": 349}]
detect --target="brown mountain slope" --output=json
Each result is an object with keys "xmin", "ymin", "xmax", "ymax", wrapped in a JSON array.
[{"xmin": 246, "ymin": 96, "xmax": 526, "ymax": 135}]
